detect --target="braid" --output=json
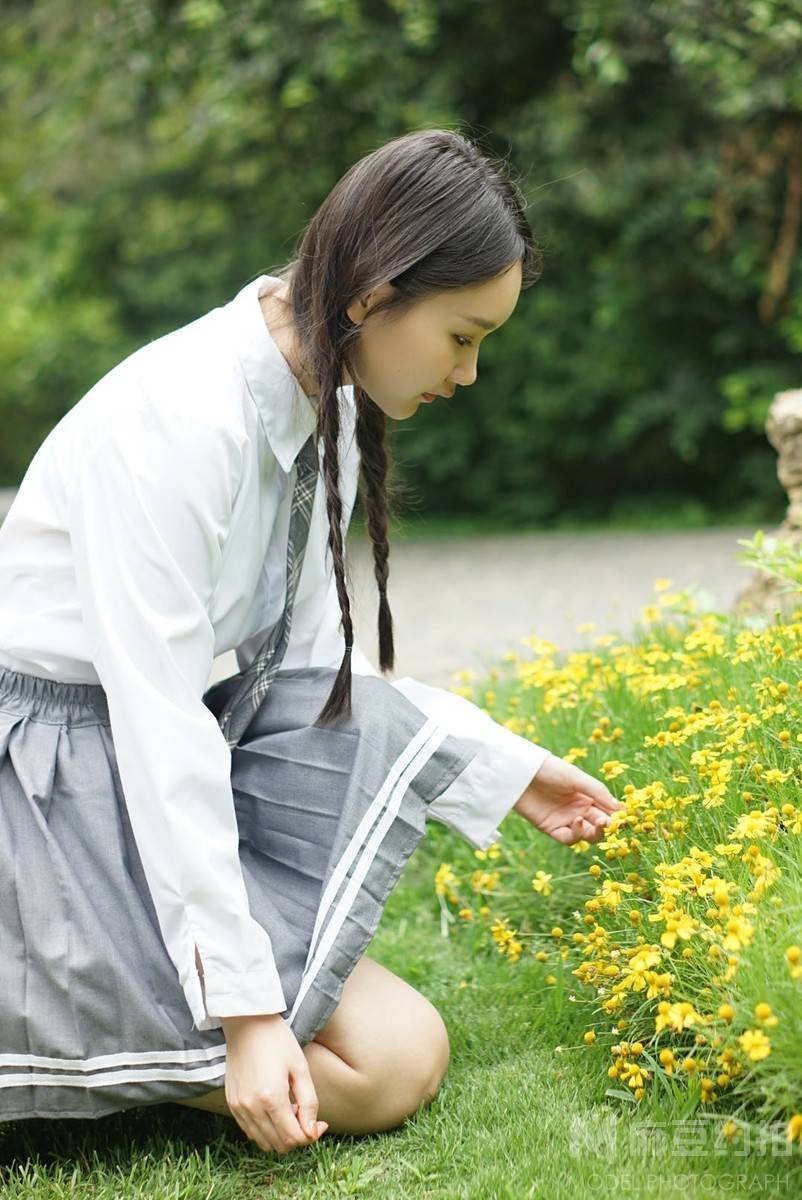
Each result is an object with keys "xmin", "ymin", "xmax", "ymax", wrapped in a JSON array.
[
  {"xmin": 277, "ymin": 128, "xmax": 537, "ymax": 723},
  {"xmin": 313, "ymin": 373, "xmax": 356, "ymax": 726},
  {"xmin": 313, "ymin": 379, "xmax": 402, "ymax": 726},
  {"xmin": 353, "ymin": 387, "xmax": 394, "ymax": 673}
]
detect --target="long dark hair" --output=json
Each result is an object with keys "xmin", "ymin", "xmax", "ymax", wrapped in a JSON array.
[{"xmin": 271, "ymin": 126, "xmax": 542, "ymax": 726}]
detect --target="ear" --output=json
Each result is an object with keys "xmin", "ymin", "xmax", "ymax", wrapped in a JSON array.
[
  {"xmin": 345, "ymin": 294, "xmax": 369, "ymax": 326},
  {"xmin": 346, "ymin": 281, "xmax": 395, "ymax": 326}
]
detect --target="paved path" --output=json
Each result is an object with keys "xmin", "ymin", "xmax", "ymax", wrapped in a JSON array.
[{"xmin": 210, "ymin": 525, "xmax": 758, "ymax": 689}]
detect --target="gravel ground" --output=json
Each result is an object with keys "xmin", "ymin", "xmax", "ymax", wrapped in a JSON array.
[{"xmin": 211, "ymin": 524, "xmax": 758, "ymax": 689}]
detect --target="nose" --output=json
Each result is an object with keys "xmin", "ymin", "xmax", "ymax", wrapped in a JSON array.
[
  {"xmin": 449, "ymin": 356, "xmax": 478, "ymax": 389},
  {"xmin": 449, "ymin": 368, "xmax": 476, "ymax": 390}
]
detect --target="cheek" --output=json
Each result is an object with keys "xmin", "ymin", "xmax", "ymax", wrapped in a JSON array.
[
  {"xmin": 369, "ymin": 325, "xmax": 420, "ymax": 379},
  {"xmin": 363, "ymin": 315, "xmax": 443, "ymax": 385},
  {"xmin": 395, "ymin": 319, "xmax": 443, "ymax": 373}
]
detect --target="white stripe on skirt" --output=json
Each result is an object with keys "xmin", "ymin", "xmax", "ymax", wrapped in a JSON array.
[
  {"xmin": 0, "ymin": 719, "xmax": 447, "ymax": 1091},
  {"xmin": 0, "ymin": 1045, "xmax": 226, "ymax": 1071},
  {"xmin": 0, "ymin": 1064, "xmax": 228, "ymax": 1090},
  {"xmin": 289, "ymin": 718, "xmax": 447, "ymax": 1024}
]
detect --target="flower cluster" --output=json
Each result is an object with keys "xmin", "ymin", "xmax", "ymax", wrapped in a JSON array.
[{"xmin": 436, "ymin": 581, "xmax": 802, "ymax": 1142}]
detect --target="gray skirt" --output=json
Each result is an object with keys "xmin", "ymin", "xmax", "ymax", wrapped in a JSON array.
[{"xmin": 0, "ymin": 661, "xmax": 476, "ymax": 1122}]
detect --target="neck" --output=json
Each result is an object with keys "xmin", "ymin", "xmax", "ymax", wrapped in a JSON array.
[{"xmin": 260, "ymin": 283, "xmax": 354, "ymax": 394}]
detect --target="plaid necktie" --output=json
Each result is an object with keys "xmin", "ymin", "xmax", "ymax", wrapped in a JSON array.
[{"xmin": 217, "ymin": 432, "xmax": 320, "ymax": 749}]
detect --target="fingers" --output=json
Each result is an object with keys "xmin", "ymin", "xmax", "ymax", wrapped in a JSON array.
[
  {"xmin": 229, "ymin": 1092, "xmax": 316, "ymax": 1157},
  {"xmin": 592, "ymin": 784, "xmax": 623, "ymax": 814},
  {"xmin": 569, "ymin": 762, "xmax": 623, "ymax": 814},
  {"xmin": 291, "ymin": 1099, "xmax": 328, "ymax": 1137},
  {"xmin": 289, "ymin": 1060, "xmax": 324, "ymax": 1143},
  {"xmin": 264, "ymin": 1095, "xmax": 315, "ymax": 1155},
  {"xmin": 560, "ymin": 810, "xmax": 608, "ymax": 845}
]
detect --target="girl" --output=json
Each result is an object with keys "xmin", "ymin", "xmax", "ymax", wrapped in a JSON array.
[{"xmin": 0, "ymin": 127, "xmax": 620, "ymax": 1156}]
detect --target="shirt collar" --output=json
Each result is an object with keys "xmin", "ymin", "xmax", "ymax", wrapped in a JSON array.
[{"xmin": 223, "ymin": 274, "xmax": 354, "ymax": 474}]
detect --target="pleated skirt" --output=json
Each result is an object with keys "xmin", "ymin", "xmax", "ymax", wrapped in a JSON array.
[{"xmin": 0, "ymin": 661, "xmax": 476, "ymax": 1122}]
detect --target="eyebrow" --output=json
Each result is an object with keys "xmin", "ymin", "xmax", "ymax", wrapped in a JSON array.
[{"xmin": 460, "ymin": 314, "xmax": 498, "ymax": 331}]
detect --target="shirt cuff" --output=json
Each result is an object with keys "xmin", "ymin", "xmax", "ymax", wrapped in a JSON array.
[
  {"xmin": 187, "ymin": 957, "xmax": 288, "ymax": 1032},
  {"xmin": 388, "ymin": 674, "xmax": 553, "ymax": 849},
  {"xmin": 427, "ymin": 736, "xmax": 551, "ymax": 850}
]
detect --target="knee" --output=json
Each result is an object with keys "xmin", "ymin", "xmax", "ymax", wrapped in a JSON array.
[
  {"xmin": 370, "ymin": 1000, "xmax": 450, "ymax": 1124},
  {"xmin": 418, "ymin": 1005, "xmax": 450, "ymax": 1105}
]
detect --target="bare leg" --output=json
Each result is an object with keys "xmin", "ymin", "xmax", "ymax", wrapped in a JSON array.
[{"xmin": 174, "ymin": 956, "xmax": 450, "ymax": 1134}]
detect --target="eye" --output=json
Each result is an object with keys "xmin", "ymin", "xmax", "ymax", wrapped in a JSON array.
[{"xmin": 453, "ymin": 335, "xmax": 473, "ymax": 348}]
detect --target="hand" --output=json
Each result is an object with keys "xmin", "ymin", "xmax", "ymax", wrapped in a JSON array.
[
  {"xmin": 220, "ymin": 1013, "xmax": 329, "ymax": 1156},
  {"xmin": 512, "ymin": 753, "xmax": 623, "ymax": 845}
]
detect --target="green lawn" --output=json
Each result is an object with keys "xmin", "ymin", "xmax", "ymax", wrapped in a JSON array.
[
  {"xmin": 350, "ymin": 498, "xmax": 784, "ymax": 542},
  {"xmin": 1, "ymin": 821, "xmax": 799, "ymax": 1200}
]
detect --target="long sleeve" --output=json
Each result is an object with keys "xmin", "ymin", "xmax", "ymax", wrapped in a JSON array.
[
  {"xmin": 297, "ymin": 571, "xmax": 550, "ymax": 850},
  {"xmin": 67, "ymin": 408, "xmax": 289, "ymax": 1031},
  {"xmin": 274, "ymin": 424, "xmax": 551, "ymax": 853}
]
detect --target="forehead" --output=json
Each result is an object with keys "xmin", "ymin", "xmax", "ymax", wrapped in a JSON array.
[{"xmin": 429, "ymin": 263, "xmax": 522, "ymax": 324}]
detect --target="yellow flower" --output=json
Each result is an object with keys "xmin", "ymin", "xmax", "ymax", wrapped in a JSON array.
[
  {"xmin": 654, "ymin": 578, "xmax": 673, "ymax": 592},
  {"xmin": 718, "ymin": 1003, "xmax": 734, "ymax": 1023},
  {"xmin": 738, "ymin": 1029, "xmax": 771, "ymax": 1061},
  {"xmin": 754, "ymin": 1002, "xmax": 778, "ymax": 1027},
  {"xmin": 658, "ymin": 1048, "xmax": 676, "ymax": 1073},
  {"xmin": 583, "ymin": 1031, "xmax": 596, "ymax": 1045},
  {"xmin": 473, "ymin": 842, "xmax": 502, "ymax": 861},
  {"xmin": 434, "ymin": 863, "xmax": 458, "ymax": 896},
  {"xmin": 532, "ymin": 870, "xmax": 553, "ymax": 896},
  {"xmin": 733, "ymin": 810, "xmax": 775, "ymax": 840},
  {"xmin": 471, "ymin": 869, "xmax": 501, "ymax": 893},
  {"xmin": 763, "ymin": 767, "xmax": 792, "ymax": 783},
  {"xmin": 659, "ymin": 910, "xmax": 697, "ymax": 950},
  {"xmin": 545, "ymin": 974, "xmax": 557, "ymax": 985},
  {"xmin": 551, "ymin": 926, "xmax": 564, "ymax": 940},
  {"xmin": 788, "ymin": 1114, "xmax": 802, "ymax": 1143},
  {"xmin": 721, "ymin": 1120, "xmax": 739, "ymax": 1142},
  {"xmin": 598, "ymin": 880, "xmax": 635, "ymax": 910},
  {"xmin": 600, "ymin": 760, "xmax": 629, "ymax": 780},
  {"xmin": 655, "ymin": 1001, "xmax": 700, "ymax": 1034}
]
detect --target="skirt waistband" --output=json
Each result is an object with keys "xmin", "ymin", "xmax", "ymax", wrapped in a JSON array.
[{"xmin": 0, "ymin": 662, "xmax": 110, "ymax": 726}]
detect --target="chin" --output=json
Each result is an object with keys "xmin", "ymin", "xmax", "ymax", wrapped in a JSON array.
[{"xmin": 374, "ymin": 396, "xmax": 417, "ymax": 420}]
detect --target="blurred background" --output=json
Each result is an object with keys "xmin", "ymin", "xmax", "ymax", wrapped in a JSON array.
[{"xmin": 2, "ymin": 0, "xmax": 801, "ymax": 682}]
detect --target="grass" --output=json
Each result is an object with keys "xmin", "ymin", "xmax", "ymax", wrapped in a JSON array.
[
  {"xmin": 1, "ymin": 824, "xmax": 799, "ymax": 1198},
  {"xmin": 349, "ymin": 498, "xmax": 785, "ymax": 542},
  {"xmin": 3, "ymin": 553, "xmax": 802, "ymax": 1196}
]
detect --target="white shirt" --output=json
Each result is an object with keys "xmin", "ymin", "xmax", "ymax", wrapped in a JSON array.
[{"xmin": 0, "ymin": 275, "xmax": 550, "ymax": 1031}]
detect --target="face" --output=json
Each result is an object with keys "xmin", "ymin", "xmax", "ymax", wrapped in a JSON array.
[{"xmin": 343, "ymin": 260, "xmax": 523, "ymax": 419}]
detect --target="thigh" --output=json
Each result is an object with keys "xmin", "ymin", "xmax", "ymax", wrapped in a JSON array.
[{"xmin": 311, "ymin": 954, "xmax": 449, "ymax": 1079}]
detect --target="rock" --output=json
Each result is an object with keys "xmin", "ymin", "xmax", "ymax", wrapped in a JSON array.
[{"xmin": 732, "ymin": 388, "xmax": 802, "ymax": 619}]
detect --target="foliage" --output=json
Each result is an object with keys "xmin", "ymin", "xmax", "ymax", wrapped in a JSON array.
[
  {"xmin": 737, "ymin": 527, "xmax": 802, "ymax": 592},
  {"xmin": 1, "ymin": 0, "xmax": 800, "ymax": 525}
]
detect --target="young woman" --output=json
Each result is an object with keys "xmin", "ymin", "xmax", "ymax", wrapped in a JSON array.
[{"xmin": 0, "ymin": 127, "xmax": 620, "ymax": 1155}]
